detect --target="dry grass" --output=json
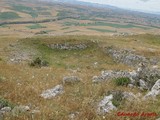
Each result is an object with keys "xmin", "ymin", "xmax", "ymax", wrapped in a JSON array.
[{"xmin": 0, "ymin": 35, "xmax": 160, "ymax": 120}]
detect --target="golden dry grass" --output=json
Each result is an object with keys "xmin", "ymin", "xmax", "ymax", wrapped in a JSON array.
[{"xmin": 0, "ymin": 34, "xmax": 160, "ymax": 120}]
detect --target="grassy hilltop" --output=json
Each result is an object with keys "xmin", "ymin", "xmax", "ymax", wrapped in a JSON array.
[{"xmin": 0, "ymin": 0, "xmax": 160, "ymax": 120}]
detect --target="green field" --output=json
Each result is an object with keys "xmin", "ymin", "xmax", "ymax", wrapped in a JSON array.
[
  {"xmin": 0, "ymin": 12, "xmax": 20, "ymax": 20},
  {"xmin": 88, "ymin": 28, "xmax": 117, "ymax": 33},
  {"xmin": 64, "ymin": 21, "xmax": 151, "ymax": 30},
  {"xmin": 27, "ymin": 24, "xmax": 46, "ymax": 29},
  {"xmin": 12, "ymin": 5, "xmax": 38, "ymax": 18}
]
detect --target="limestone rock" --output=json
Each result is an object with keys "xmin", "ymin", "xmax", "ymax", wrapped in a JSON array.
[
  {"xmin": 139, "ymin": 79, "xmax": 148, "ymax": 90},
  {"xmin": 41, "ymin": 85, "xmax": 64, "ymax": 99},
  {"xmin": 0, "ymin": 107, "xmax": 11, "ymax": 113},
  {"xmin": 97, "ymin": 94, "xmax": 116, "ymax": 114},
  {"xmin": 48, "ymin": 43, "xmax": 87, "ymax": 50},
  {"xmin": 12, "ymin": 105, "xmax": 30, "ymax": 116},
  {"xmin": 144, "ymin": 79, "xmax": 160, "ymax": 99}
]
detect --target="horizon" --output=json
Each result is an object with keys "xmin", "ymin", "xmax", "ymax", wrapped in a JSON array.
[{"xmin": 76, "ymin": 0, "xmax": 160, "ymax": 13}]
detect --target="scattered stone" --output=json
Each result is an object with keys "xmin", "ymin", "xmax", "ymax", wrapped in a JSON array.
[
  {"xmin": 92, "ymin": 70, "xmax": 131, "ymax": 83},
  {"xmin": 12, "ymin": 105, "xmax": 30, "ymax": 116},
  {"xmin": 111, "ymin": 32, "xmax": 135, "ymax": 37},
  {"xmin": 105, "ymin": 47, "xmax": 157, "ymax": 67},
  {"xmin": 0, "ymin": 107, "xmax": 11, "ymax": 113},
  {"xmin": 97, "ymin": 94, "xmax": 116, "ymax": 114},
  {"xmin": 63, "ymin": 76, "xmax": 81, "ymax": 84},
  {"xmin": 68, "ymin": 112, "xmax": 79, "ymax": 119},
  {"xmin": 40, "ymin": 85, "xmax": 64, "ymax": 99},
  {"xmin": 144, "ymin": 79, "xmax": 160, "ymax": 99},
  {"xmin": 48, "ymin": 43, "xmax": 88, "ymax": 50},
  {"xmin": 139, "ymin": 79, "xmax": 148, "ymax": 90},
  {"xmin": 128, "ymin": 84, "xmax": 134, "ymax": 88},
  {"xmin": 92, "ymin": 64, "xmax": 160, "ymax": 91}
]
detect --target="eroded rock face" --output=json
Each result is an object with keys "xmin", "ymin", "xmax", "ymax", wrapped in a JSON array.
[
  {"xmin": 106, "ymin": 47, "xmax": 158, "ymax": 67},
  {"xmin": 144, "ymin": 79, "xmax": 160, "ymax": 99},
  {"xmin": 40, "ymin": 85, "xmax": 64, "ymax": 99},
  {"xmin": 92, "ymin": 70, "xmax": 130, "ymax": 83},
  {"xmin": 92, "ymin": 64, "xmax": 160, "ymax": 91},
  {"xmin": 63, "ymin": 76, "xmax": 81, "ymax": 84},
  {"xmin": 48, "ymin": 43, "xmax": 87, "ymax": 50},
  {"xmin": 97, "ymin": 94, "xmax": 116, "ymax": 115}
]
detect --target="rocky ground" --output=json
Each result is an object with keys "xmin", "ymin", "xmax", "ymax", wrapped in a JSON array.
[{"xmin": 0, "ymin": 35, "xmax": 160, "ymax": 120}]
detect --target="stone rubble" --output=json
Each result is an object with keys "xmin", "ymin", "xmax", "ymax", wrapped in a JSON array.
[
  {"xmin": 40, "ymin": 85, "xmax": 64, "ymax": 99},
  {"xmin": 106, "ymin": 47, "xmax": 158, "ymax": 66},
  {"xmin": 48, "ymin": 43, "xmax": 88, "ymax": 50},
  {"xmin": 143, "ymin": 79, "xmax": 160, "ymax": 99},
  {"xmin": 97, "ymin": 94, "xmax": 117, "ymax": 114},
  {"xmin": 92, "ymin": 64, "xmax": 160, "ymax": 91}
]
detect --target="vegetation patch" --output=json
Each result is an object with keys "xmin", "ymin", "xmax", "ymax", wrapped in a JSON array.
[
  {"xmin": 112, "ymin": 92, "xmax": 124, "ymax": 107},
  {"xmin": 0, "ymin": 97, "xmax": 15, "ymax": 109},
  {"xmin": 0, "ymin": 25, "xmax": 9, "ymax": 28},
  {"xmin": 64, "ymin": 21, "xmax": 150, "ymax": 29},
  {"xmin": 114, "ymin": 77, "xmax": 130, "ymax": 86},
  {"xmin": 20, "ymin": 36, "xmax": 113, "ymax": 69},
  {"xmin": 12, "ymin": 5, "xmax": 38, "ymax": 18},
  {"xmin": 39, "ymin": 12, "xmax": 51, "ymax": 15},
  {"xmin": 88, "ymin": 28, "xmax": 116, "ymax": 33},
  {"xmin": 0, "ymin": 12, "xmax": 20, "ymax": 20},
  {"xmin": 57, "ymin": 10, "xmax": 73, "ymax": 17},
  {"xmin": 27, "ymin": 24, "xmax": 46, "ymax": 29},
  {"xmin": 30, "ymin": 57, "xmax": 49, "ymax": 67}
]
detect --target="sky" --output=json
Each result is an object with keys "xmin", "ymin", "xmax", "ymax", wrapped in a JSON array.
[{"xmin": 78, "ymin": 0, "xmax": 160, "ymax": 13}]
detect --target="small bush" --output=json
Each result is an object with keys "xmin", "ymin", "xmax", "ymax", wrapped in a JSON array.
[
  {"xmin": 0, "ymin": 97, "xmax": 15, "ymax": 109},
  {"xmin": 114, "ymin": 77, "xmax": 130, "ymax": 86},
  {"xmin": 30, "ymin": 57, "xmax": 49, "ymax": 67},
  {"xmin": 107, "ymin": 90, "xmax": 124, "ymax": 107}
]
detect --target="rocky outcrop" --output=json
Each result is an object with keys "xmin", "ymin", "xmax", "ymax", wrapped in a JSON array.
[
  {"xmin": 97, "ymin": 94, "xmax": 117, "ymax": 115},
  {"xmin": 0, "ymin": 107, "xmax": 11, "ymax": 114},
  {"xmin": 92, "ymin": 64, "xmax": 160, "ymax": 91},
  {"xmin": 92, "ymin": 70, "xmax": 131, "ymax": 83},
  {"xmin": 0, "ymin": 105, "xmax": 31, "ymax": 118},
  {"xmin": 47, "ymin": 43, "xmax": 87, "ymax": 50},
  {"xmin": 144, "ymin": 79, "xmax": 160, "ymax": 99},
  {"xmin": 40, "ymin": 85, "xmax": 64, "ymax": 99},
  {"xmin": 105, "ymin": 47, "xmax": 158, "ymax": 67}
]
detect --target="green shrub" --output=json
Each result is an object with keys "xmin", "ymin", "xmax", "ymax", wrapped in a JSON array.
[
  {"xmin": 107, "ymin": 90, "xmax": 124, "ymax": 107},
  {"xmin": 114, "ymin": 77, "xmax": 130, "ymax": 86},
  {"xmin": 0, "ymin": 97, "xmax": 15, "ymax": 109},
  {"xmin": 30, "ymin": 57, "xmax": 49, "ymax": 67}
]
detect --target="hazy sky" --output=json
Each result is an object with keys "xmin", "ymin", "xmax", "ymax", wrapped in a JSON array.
[{"xmin": 79, "ymin": 0, "xmax": 160, "ymax": 13}]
